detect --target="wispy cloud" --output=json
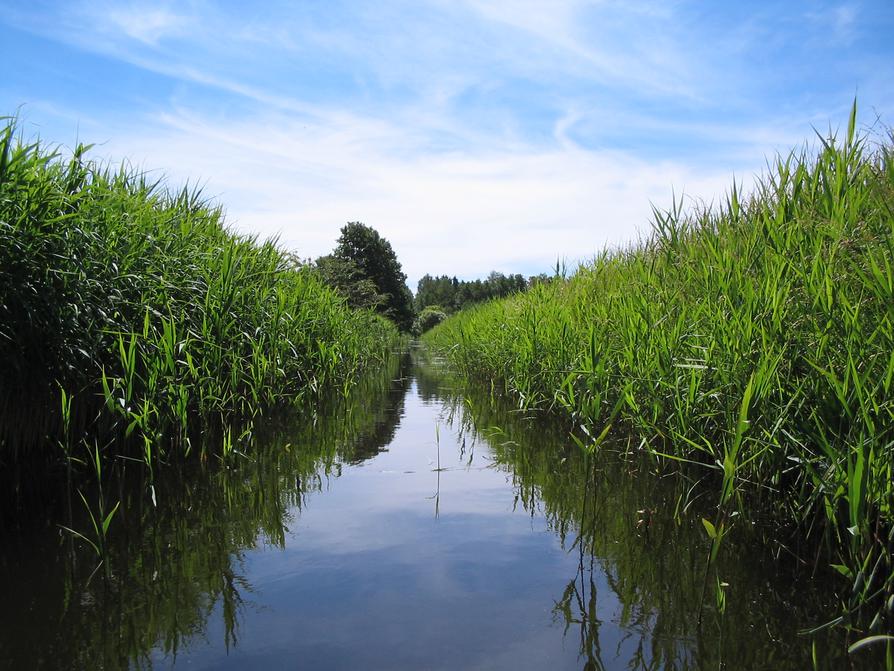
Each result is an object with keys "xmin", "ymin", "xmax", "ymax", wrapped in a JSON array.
[
  {"xmin": 91, "ymin": 104, "xmax": 745, "ymax": 287},
  {"xmin": 101, "ymin": 4, "xmax": 192, "ymax": 45},
  {"xmin": 806, "ymin": 2, "xmax": 859, "ymax": 46},
  {"xmin": 457, "ymin": 0, "xmax": 705, "ymax": 100},
  {"xmin": 2, "ymin": 0, "xmax": 892, "ymax": 288}
]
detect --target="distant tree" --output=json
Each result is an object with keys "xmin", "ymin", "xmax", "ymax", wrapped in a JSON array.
[
  {"xmin": 333, "ymin": 222, "xmax": 414, "ymax": 331},
  {"xmin": 414, "ymin": 274, "xmax": 436, "ymax": 312},
  {"xmin": 416, "ymin": 270, "xmax": 529, "ymax": 314},
  {"xmin": 313, "ymin": 254, "xmax": 385, "ymax": 311},
  {"xmin": 527, "ymin": 273, "xmax": 551, "ymax": 288},
  {"xmin": 413, "ymin": 305, "xmax": 447, "ymax": 335},
  {"xmin": 415, "ymin": 274, "xmax": 458, "ymax": 312}
]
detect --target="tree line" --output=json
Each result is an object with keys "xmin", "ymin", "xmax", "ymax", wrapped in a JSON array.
[{"xmin": 312, "ymin": 222, "xmax": 549, "ymax": 334}]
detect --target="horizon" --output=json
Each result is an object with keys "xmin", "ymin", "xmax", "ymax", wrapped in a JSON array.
[{"xmin": 2, "ymin": 0, "xmax": 892, "ymax": 289}]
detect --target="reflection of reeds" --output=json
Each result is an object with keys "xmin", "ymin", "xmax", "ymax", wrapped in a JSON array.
[
  {"xmin": 426, "ymin": 104, "xmax": 893, "ymax": 652},
  {"xmin": 0, "ymin": 117, "xmax": 400, "ymax": 476},
  {"xmin": 428, "ymin": 423, "xmax": 442, "ymax": 518},
  {"xmin": 3, "ymin": 353, "xmax": 407, "ymax": 669},
  {"xmin": 431, "ymin": 373, "xmax": 864, "ymax": 669}
]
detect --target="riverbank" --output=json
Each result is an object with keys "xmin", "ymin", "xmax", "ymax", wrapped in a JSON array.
[
  {"xmin": 424, "ymin": 115, "xmax": 893, "ymax": 648},
  {"xmin": 0, "ymin": 118, "xmax": 400, "ymax": 478}
]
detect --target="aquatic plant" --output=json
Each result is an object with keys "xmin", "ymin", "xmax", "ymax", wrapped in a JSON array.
[
  {"xmin": 0, "ymin": 352, "xmax": 409, "ymax": 669},
  {"xmin": 0, "ymin": 116, "xmax": 400, "ymax": 473},
  {"xmin": 425, "ymin": 105, "xmax": 893, "ymax": 651},
  {"xmin": 422, "ymin": 356, "xmax": 866, "ymax": 670}
]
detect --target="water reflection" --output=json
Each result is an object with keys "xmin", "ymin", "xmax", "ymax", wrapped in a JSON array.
[
  {"xmin": 0, "ymin": 352, "xmax": 411, "ymax": 670},
  {"xmin": 0, "ymin": 348, "xmax": 871, "ymax": 669},
  {"xmin": 431, "ymin": 351, "xmax": 857, "ymax": 670}
]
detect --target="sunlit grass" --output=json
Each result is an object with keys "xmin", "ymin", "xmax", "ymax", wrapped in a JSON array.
[
  {"xmin": 0, "ymin": 116, "xmax": 401, "ymax": 470},
  {"xmin": 425, "ymin": 105, "xmax": 893, "ymax": 646}
]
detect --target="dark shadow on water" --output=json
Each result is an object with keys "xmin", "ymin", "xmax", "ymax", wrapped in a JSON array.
[{"xmin": 0, "ymin": 351, "xmax": 411, "ymax": 670}]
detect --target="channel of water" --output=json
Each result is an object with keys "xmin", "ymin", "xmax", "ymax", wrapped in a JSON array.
[{"xmin": 0, "ymin": 348, "xmax": 866, "ymax": 669}]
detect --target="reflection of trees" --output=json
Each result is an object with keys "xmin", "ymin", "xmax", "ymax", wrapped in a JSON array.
[
  {"xmin": 411, "ymin": 345, "xmax": 443, "ymax": 404},
  {"xmin": 0, "ymin": 352, "xmax": 409, "ymax": 670},
  {"xmin": 441, "ymin": 382, "xmax": 853, "ymax": 671},
  {"xmin": 340, "ymin": 350, "xmax": 412, "ymax": 463}
]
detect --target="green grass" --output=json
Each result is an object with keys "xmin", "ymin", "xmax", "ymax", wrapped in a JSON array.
[
  {"xmin": 425, "ymin": 107, "xmax": 893, "ymax": 644},
  {"xmin": 0, "ymin": 116, "xmax": 400, "ymax": 471}
]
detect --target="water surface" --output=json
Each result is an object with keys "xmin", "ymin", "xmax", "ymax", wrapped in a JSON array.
[{"xmin": 0, "ymin": 349, "xmax": 865, "ymax": 669}]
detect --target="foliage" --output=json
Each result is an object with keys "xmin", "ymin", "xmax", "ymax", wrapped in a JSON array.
[
  {"xmin": 412, "ymin": 305, "xmax": 448, "ymax": 335},
  {"xmin": 313, "ymin": 253, "xmax": 385, "ymax": 311},
  {"xmin": 331, "ymin": 222, "xmax": 414, "ymax": 331},
  {"xmin": 0, "ymin": 117, "xmax": 400, "ymax": 470},
  {"xmin": 1, "ymin": 353, "xmax": 410, "ymax": 669},
  {"xmin": 421, "ymin": 358, "xmax": 867, "ymax": 670},
  {"xmin": 415, "ymin": 271, "xmax": 527, "ymax": 313},
  {"xmin": 425, "ymin": 111, "xmax": 894, "ymax": 641}
]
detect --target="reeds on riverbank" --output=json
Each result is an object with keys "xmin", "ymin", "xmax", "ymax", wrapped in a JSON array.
[
  {"xmin": 425, "ymin": 108, "xmax": 893, "ymax": 642},
  {"xmin": 0, "ymin": 117, "xmax": 400, "ymax": 468}
]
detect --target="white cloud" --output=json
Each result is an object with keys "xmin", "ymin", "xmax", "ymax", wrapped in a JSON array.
[
  {"xmin": 814, "ymin": 3, "xmax": 859, "ymax": 46},
  {"xmin": 93, "ymin": 105, "xmax": 747, "ymax": 288},
  {"xmin": 103, "ymin": 5, "xmax": 191, "ymax": 45},
  {"xmin": 6, "ymin": 0, "xmax": 887, "ymax": 292},
  {"xmin": 456, "ymin": 0, "xmax": 705, "ymax": 100}
]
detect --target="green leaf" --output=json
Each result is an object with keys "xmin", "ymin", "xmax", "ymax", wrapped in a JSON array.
[
  {"xmin": 101, "ymin": 501, "xmax": 120, "ymax": 536},
  {"xmin": 848, "ymin": 635, "xmax": 894, "ymax": 654},
  {"xmin": 830, "ymin": 563, "xmax": 853, "ymax": 579}
]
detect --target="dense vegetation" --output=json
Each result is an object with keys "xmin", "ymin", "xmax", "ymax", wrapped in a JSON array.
[
  {"xmin": 314, "ymin": 222, "xmax": 415, "ymax": 331},
  {"xmin": 0, "ymin": 118, "xmax": 400, "ymax": 475},
  {"xmin": 417, "ymin": 355, "xmax": 863, "ymax": 669},
  {"xmin": 425, "ymin": 115, "xmax": 894, "ymax": 642},
  {"xmin": 415, "ymin": 271, "xmax": 529, "ymax": 315},
  {"xmin": 312, "ymin": 227, "xmax": 534, "ymax": 335},
  {"xmin": 1, "ymin": 352, "xmax": 411, "ymax": 669}
]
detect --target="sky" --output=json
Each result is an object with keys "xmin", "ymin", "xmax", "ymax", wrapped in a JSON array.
[{"xmin": 1, "ymin": 1, "xmax": 892, "ymax": 289}]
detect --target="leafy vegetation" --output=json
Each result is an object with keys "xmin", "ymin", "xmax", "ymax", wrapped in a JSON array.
[
  {"xmin": 0, "ymin": 118, "xmax": 400, "ymax": 475},
  {"xmin": 415, "ymin": 270, "xmax": 529, "ymax": 315},
  {"xmin": 315, "ymin": 221, "xmax": 415, "ymax": 331},
  {"xmin": 413, "ymin": 305, "xmax": 448, "ymax": 335},
  {"xmin": 418, "ymin": 355, "xmax": 869, "ymax": 669},
  {"xmin": 312, "ymin": 253, "xmax": 384, "ymax": 312},
  {"xmin": 425, "ymin": 112, "xmax": 894, "ymax": 644}
]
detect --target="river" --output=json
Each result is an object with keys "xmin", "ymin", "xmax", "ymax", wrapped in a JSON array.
[{"xmin": 0, "ymin": 347, "xmax": 867, "ymax": 669}]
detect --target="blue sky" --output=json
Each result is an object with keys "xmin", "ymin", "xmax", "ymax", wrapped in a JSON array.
[{"xmin": 2, "ymin": 1, "xmax": 892, "ymax": 288}]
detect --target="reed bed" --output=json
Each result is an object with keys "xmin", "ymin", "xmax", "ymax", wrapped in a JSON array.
[
  {"xmin": 422, "ymin": 358, "xmax": 861, "ymax": 669},
  {"xmin": 0, "ymin": 117, "xmax": 400, "ymax": 471},
  {"xmin": 425, "ymin": 111, "xmax": 894, "ymax": 642}
]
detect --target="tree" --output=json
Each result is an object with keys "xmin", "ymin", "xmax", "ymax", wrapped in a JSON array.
[
  {"xmin": 416, "ymin": 270, "xmax": 529, "ymax": 314},
  {"xmin": 313, "ymin": 254, "xmax": 385, "ymax": 311},
  {"xmin": 333, "ymin": 222, "xmax": 414, "ymax": 331},
  {"xmin": 413, "ymin": 305, "xmax": 447, "ymax": 335},
  {"xmin": 415, "ymin": 274, "xmax": 458, "ymax": 312}
]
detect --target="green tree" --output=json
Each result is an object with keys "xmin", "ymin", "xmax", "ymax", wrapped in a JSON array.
[
  {"xmin": 313, "ymin": 254, "xmax": 385, "ymax": 311},
  {"xmin": 416, "ymin": 271, "xmax": 528, "ymax": 314},
  {"xmin": 415, "ymin": 274, "xmax": 458, "ymax": 312},
  {"xmin": 333, "ymin": 222, "xmax": 414, "ymax": 331},
  {"xmin": 413, "ymin": 305, "xmax": 448, "ymax": 335}
]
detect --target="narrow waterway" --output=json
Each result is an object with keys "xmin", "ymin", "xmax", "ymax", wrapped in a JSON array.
[{"xmin": 0, "ymin": 348, "xmax": 865, "ymax": 669}]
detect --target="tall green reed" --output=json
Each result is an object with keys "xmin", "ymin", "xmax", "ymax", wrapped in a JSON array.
[
  {"xmin": 0, "ymin": 116, "xmax": 400, "ymax": 477},
  {"xmin": 425, "ymin": 105, "xmax": 893, "ymax": 649}
]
